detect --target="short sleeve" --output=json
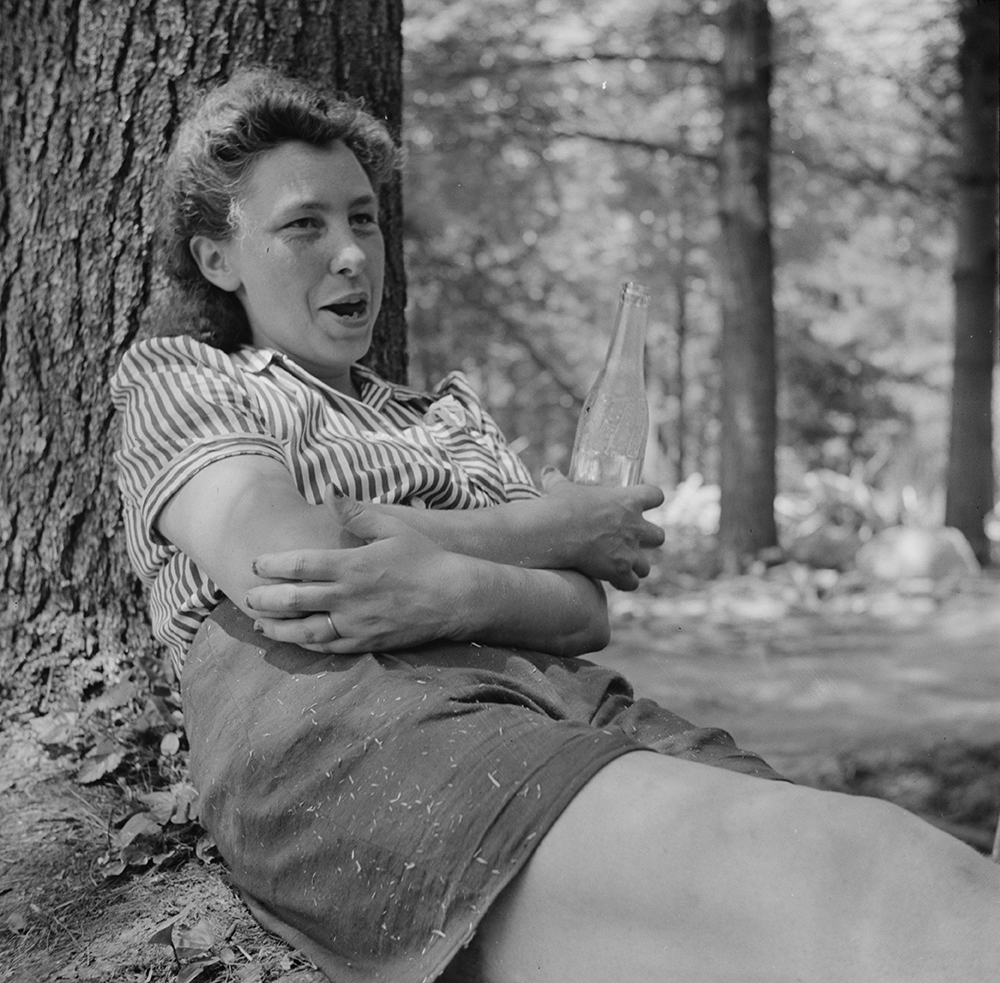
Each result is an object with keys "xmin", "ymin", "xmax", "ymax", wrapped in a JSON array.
[
  {"xmin": 427, "ymin": 371, "xmax": 540, "ymax": 501},
  {"xmin": 111, "ymin": 336, "xmax": 287, "ymax": 552}
]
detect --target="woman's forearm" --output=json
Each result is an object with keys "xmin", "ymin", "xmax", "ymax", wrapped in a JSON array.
[
  {"xmin": 374, "ymin": 500, "xmax": 552, "ymax": 566},
  {"xmin": 447, "ymin": 557, "xmax": 610, "ymax": 657},
  {"xmin": 368, "ymin": 473, "xmax": 665, "ymax": 591},
  {"xmin": 159, "ymin": 456, "xmax": 608, "ymax": 656},
  {"xmin": 247, "ymin": 494, "xmax": 610, "ymax": 657}
]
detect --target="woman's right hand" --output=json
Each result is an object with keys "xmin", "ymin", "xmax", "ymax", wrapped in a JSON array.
[{"xmin": 244, "ymin": 498, "xmax": 468, "ymax": 654}]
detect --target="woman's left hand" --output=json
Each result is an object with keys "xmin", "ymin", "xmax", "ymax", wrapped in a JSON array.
[
  {"xmin": 529, "ymin": 469, "xmax": 666, "ymax": 590},
  {"xmin": 245, "ymin": 497, "xmax": 466, "ymax": 654}
]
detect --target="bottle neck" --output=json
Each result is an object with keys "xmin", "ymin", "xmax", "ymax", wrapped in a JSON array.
[{"xmin": 605, "ymin": 283, "xmax": 649, "ymax": 376}]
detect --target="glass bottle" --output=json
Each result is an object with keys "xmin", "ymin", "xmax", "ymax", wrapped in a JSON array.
[{"xmin": 568, "ymin": 281, "xmax": 650, "ymax": 486}]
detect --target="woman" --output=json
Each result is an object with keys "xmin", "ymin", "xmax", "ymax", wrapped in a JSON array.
[{"xmin": 113, "ymin": 69, "xmax": 999, "ymax": 983}]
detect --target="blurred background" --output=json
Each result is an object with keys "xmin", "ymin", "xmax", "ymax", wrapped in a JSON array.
[{"xmin": 399, "ymin": 0, "xmax": 998, "ymax": 568}]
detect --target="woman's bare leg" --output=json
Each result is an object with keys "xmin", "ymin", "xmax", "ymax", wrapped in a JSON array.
[{"xmin": 467, "ymin": 751, "xmax": 1000, "ymax": 983}]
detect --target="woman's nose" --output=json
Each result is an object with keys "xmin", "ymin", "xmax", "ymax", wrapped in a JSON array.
[{"xmin": 329, "ymin": 235, "xmax": 365, "ymax": 276}]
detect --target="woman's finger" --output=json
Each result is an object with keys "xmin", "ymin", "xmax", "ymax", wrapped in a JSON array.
[
  {"xmin": 633, "ymin": 554, "xmax": 651, "ymax": 580},
  {"xmin": 611, "ymin": 569, "xmax": 641, "ymax": 592},
  {"xmin": 251, "ymin": 549, "xmax": 343, "ymax": 582},
  {"xmin": 641, "ymin": 521, "xmax": 666, "ymax": 548},
  {"xmin": 245, "ymin": 581, "xmax": 337, "ymax": 613},
  {"xmin": 632, "ymin": 483, "xmax": 665, "ymax": 510},
  {"xmin": 252, "ymin": 612, "xmax": 355, "ymax": 653},
  {"xmin": 327, "ymin": 492, "xmax": 414, "ymax": 542}
]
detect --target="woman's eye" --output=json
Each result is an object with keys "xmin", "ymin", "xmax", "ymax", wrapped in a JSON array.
[
  {"xmin": 351, "ymin": 212, "xmax": 378, "ymax": 228},
  {"xmin": 286, "ymin": 217, "xmax": 319, "ymax": 230}
]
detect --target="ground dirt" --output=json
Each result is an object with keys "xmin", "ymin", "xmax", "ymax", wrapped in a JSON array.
[{"xmin": 2, "ymin": 570, "xmax": 999, "ymax": 983}]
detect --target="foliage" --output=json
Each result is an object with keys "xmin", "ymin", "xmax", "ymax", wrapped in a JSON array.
[
  {"xmin": 146, "ymin": 906, "xmax": 235, "ymax": 983},
  {"xmin": 640, "ymin": 464, "xmax": 998, "ymax": 591},
  {"xmin": 26, "ymin": 671, "xmax": 214, "ymax": 884},
  {"xmin": 401, "ymin": 0, "xmax": 983, "ymax": 502},
  {"xmin": 403, "ymin": 0, "xmax": 721, "ymax": 479}
]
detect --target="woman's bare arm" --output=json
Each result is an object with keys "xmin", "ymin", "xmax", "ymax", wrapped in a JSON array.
[
  {"xmin": 367, "ymin": 469, "xmax": 665, "ymax": 591},
  {"xmin": 157, "ymin": 455, "xmax": 609, "ymax": 657}
]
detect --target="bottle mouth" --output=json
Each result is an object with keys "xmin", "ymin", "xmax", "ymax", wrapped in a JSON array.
[{"xmin": 621, "ymin": 281, "xmax": 650, "ymax": 304}]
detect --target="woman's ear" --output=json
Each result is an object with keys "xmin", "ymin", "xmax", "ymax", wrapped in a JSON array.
[{"xmin": 189, "ymin": 235, "xmax": 241, "ymax": 292}]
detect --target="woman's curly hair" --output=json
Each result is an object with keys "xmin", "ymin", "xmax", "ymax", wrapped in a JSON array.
[{"xmin": 148, "ymin": 67, "xmax": 403, "ymax": 351}]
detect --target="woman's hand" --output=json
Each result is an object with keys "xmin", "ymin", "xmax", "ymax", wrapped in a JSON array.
[
  {"xmin": 245, "ymin": 496, "xmax": 466, "ymax": 654},
  {"xmin": 246, "ymin": 493, "xmax": 611, "ymax": 658},
  {"xmin": 532, "ymin": 469, "xmax": 665, "ymax": 590}
]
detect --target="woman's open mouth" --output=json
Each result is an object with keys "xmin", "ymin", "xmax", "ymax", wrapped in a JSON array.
[{"xmin": 323, "ymin": 297, "xmax": 368, "ymax": 320}]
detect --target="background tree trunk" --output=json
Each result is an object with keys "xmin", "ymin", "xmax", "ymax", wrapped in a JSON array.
[
  {"xmin": 0, "ymin": 0, "xmax": 406, "ymax": 714},
  {"xmin": 716, "ymin": 0, "xmax": 778, "ymax": 571},
  {"xmin": 944, "ymin": 0, "xmax": 998, "ymax": 567}
]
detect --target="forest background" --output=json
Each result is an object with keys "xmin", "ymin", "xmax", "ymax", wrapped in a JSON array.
[
  {"xmin": 401, "ymin": 0, "xmax": 998, "ymax": 566},
  {"xmin": 0, "ymin": 0, "xmax": 997, "ymax": 711}
]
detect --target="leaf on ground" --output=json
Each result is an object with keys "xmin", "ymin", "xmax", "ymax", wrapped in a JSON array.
[
  {"xmin": 148, "ymin": 904, "xmax": 195, "ymax": 947},
  {"xmin": 137, "ymin": 790, "xmax": 179, "ymax": 824},
  {"xmin": 160, "ymin": 731, "xmax": 182, "ymax": 757},
  {"xmin": 194, "ymin": 832, "xmax": 217, "ymax": 863},
  {"xmin": 176, "ymin": 958, "xmax": 220, "ymax": 983},
  {"xmin": 135, "ymin": 782, "xmax": 200, "ymax": 824},
  {"xmin": 116, "ymin": 812, "xmax": 164, "ymax": 847},
  {"xmin": 145, "ymin": 910, "xmax": 232, "ymax": 983},
  {"xmin": 76, "ymin": 750, "xmax": 124, "ymax": 784},
  {"xmin": 4, "ymin": 909, "xmax": 28, "ymax": 933},
  {"xmin": 31, "ymin": 711, "xmax": 80, "ymax": 746},
  {"xmin": 119, "ymin": 840, "xmax": 155, "ymax": 868},
  {"xmin": 217, "ymin": 945, "xmax": 239, "ymax": 965},
  {"xmin": 98, "ymin": 856, "xmax": 127, "ymax": 879},
  {"xmin": 85, "ymin": 678, "xmax": 139, "ymax": 714},
  {"xmin": 174, "ymin": 917, "xmax": 219, "ymax": 958},
  {"xmin": 169, "ymin": 782, "xmax": 200, "ymax": 823},
  {"xmin": 152, "ymin": 847, "xmax": 184, "ymax": 868}
]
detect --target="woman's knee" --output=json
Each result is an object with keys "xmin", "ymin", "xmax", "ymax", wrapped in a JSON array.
[
  {"xmin": 535, "ymin": 753, "xmax": 992, "ymax": 928},
  {"xmin": 735, "ymin": 778, "xmax": 1000, "ymax": 944},
  {"xmin": 465, "ymin": 753, "xmax": 1000, "ymax": 982},
  {"xmin": 765, "ymin": 782, "xmax": 996, "ymax": 880}
]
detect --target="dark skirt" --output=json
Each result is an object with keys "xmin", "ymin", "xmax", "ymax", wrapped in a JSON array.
[{"xmin": 182, "ymin": 600, "xmax": 783, "ymax": 983}]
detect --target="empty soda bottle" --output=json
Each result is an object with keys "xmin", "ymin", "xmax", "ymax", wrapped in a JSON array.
[{"xmin": 568, "ymin": 281, "xmax": 650, "ymax": 486}]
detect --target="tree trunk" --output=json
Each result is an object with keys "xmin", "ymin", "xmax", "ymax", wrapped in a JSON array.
[
  {"xmin": 0, "ymin": 0, "xmax": 406, "ymax": 714},
  {"xmin": 944, "ymin": 0, "xmax": 998, "ymax": 567},
  {"xmin": 716, "ymin": 0, "xmax": 778, "ymax": 572}
]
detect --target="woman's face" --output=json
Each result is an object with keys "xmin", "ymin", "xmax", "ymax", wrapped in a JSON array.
[{"xmin": 216, "ymin": 140, "xmax": 385, "ymax": 396}]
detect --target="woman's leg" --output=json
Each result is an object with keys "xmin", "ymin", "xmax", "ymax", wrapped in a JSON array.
[{"xmin": 464, "ymin": 751, "xmax": 1000, "ymax": 983}]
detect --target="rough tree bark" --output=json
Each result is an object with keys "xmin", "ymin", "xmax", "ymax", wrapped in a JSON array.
[
  {"xmin": 944, "ymin": 0, "xmax": 998, "ymax": 567},
  {"xmin": 0, "ymin": 0, "xmax": 406, "ymax": 714},
  {"xmin": 716, "ymin": 0, "xmax": 778, "ymax": 571}
]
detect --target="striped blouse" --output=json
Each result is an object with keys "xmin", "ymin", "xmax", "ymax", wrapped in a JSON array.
[{"xmin": 111, "ymin": 336, "xmax": 539, "ymax": 678}]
